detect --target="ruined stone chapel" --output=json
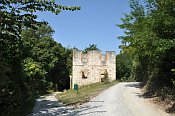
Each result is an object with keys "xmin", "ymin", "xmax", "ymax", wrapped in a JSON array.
[{"xmin": 72, "ymin": 49, "xmax": 116, "ymax": 88}]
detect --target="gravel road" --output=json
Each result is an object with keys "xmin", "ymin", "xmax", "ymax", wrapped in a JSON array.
[
  {"xmin": 30, "ymin": 92, "xmax": 75, "ymax": 116},
  {"xmin": 75, "ymin": 82, "xmax": 174, "ymax": 116},
  {"xmin": 30, "ymin": 82, "xmax": 174, "ymax": 116}
]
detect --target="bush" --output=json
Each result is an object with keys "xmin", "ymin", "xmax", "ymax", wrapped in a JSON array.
[{"xmin": 103, "ymin": 70, "xmax": 110, "ymax": 84}]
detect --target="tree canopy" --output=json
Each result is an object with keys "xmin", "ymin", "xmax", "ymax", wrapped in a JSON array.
[
  {"xmin": 83, "ymin": 44, "xmax": 100, "ymax": 53},
  {"xmin": 0, "ymin": 1, "xmax": 79, "ymax": 115},
  {"xmin": 117, "ymin": 0, "xmax": 175, "ymax": 110}
]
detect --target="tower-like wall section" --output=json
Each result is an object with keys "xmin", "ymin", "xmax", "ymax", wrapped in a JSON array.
[
  {"xmin": 72, "ymin": 50, "xmax": 116, "ymax": 88},
  {"xmin": 106, "ymin": 51, "xmax": 116, "ymax": 81}
]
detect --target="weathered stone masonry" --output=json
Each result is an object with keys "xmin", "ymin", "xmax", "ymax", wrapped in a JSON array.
[{"xmin": 72, "ymin": 50, "xmax": 116, "ymax": 88}]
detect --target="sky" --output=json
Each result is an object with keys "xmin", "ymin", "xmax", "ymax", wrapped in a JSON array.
[{"xmin": 36, "ymin": 0, "xmax": 131, "ymax": 54}]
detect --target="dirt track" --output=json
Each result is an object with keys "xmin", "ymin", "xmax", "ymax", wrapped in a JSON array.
[
  {"xmin": 76, "ymin": 82, "xmax": 174, "ymax": 116},
  {"xmin": 30, "ymin": 82, "xmax": 174, "ymax": 116}
]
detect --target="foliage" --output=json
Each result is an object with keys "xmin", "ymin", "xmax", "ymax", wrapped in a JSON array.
[
  {"xmin": 0, "ymin": 0, "xmax": 80, "ymax": 39},
  {"xmin": 103, "ymin": 70, "xmax": 110, "ymax": 84},
  {"xmin": 117, "ymin": 0, "xmax": 175, "ymax": 104},
  {"xmin": 83, "ymin": 44, "xmax": 100, "ymax": 53},
  {"xmin": 0, "ymin": 0, "xmax": 79, "ymax": 115},
  {"xmin": 21, "ymin": 23, "xmax": 72, "ymax": 91},
  {"xmin": 23, "ymin": 58, "xmax": 46, "ymax": 77},
  {"xmin": 116, "ymin": 52, "xmax": 132, "ymax": 81}
]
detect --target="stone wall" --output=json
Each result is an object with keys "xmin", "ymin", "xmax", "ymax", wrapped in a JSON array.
[{"xmin": 72, "ymin": 50, "xmax": 116, "ymax": 88}]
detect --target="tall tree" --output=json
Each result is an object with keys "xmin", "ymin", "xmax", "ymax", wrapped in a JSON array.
[
  {"xmin": 117, "ymin": 0, "xmax": 175, "ymax": 107},
  {"xmin": 0, "ymin": 1, "xmax": 80, "ymax": 115},
  {"xmin": 83, "ymin": 44, "xmax": 100, "ymax": 53}
]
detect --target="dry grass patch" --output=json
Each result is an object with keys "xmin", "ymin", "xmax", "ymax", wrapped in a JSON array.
[{"xmin": 56, "ymin": 81, "xmax": 118, "ymax": 105}]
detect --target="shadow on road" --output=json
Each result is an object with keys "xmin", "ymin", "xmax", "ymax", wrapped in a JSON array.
[
  {"xmin": 29, "ymin": 98, "xmax": 106, "ymax": 116},
  {"xmin": 124, "ymin": 82, "xmax": 152, "ymax": 99},
  {"xmin": 125, "ymin": 82, "xmax": 142, "ymax": 88},
  {"xmin": 75, "ymin": 104, "xmax": 106, "ymax": 115},
  {"xmin": 29, "ymin": 99, "xmax": 76, "ymax": 116}
]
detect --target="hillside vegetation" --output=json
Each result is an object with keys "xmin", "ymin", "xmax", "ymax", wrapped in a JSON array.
[
  {"xmin": 116, "ymin": 0, "xmax": 175, "ymax": 112},
  {"xmin": 0, "ymin": 0, "xmax": 80, "ymax": 115}
]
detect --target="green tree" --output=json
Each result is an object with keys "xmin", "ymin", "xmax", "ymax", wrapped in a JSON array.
[
  {"xmin": 21, "ymin": 24, "xmax": 56, "ymax": 93},
  {"xmin": 22, "ymin": 23, "xmax": 73, "ymax": 93},
  {"xmin": 116, "ymin": 51, "xmax": 132, "ymax": 81},
  {"xmin": 103, "ymin": 70, "xmax": 110, "ymax": 84},
  {"xmin": 0, "ymin": 1, "xmax": 80, "ymax": 115},
  {"xmin": 117, "ymin": 0, "xmax": 175, "ymax": 107},
  {"xmin": 83, "ymin": 44, "xmax": 100, "ymax": 53}
]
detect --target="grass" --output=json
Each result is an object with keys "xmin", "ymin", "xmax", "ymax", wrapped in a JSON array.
[{"xmin": 56, "ymin": 80, "xmax": 118, "ymax": 106}]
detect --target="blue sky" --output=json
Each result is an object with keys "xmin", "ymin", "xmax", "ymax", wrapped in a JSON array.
[{"xmin": 37, "ymin": 0, "xmax": 131, "ymax": 54}]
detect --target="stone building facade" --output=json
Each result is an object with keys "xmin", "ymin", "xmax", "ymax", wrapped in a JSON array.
[{"xmin": 72, "ymin": 49, "xmax": 116, "ymax": 88}]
